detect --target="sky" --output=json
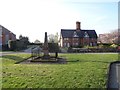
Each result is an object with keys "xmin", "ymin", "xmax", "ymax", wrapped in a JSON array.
[{"xmin": 0, "ymin": 0, "xmax": 119, "ymax": 42}]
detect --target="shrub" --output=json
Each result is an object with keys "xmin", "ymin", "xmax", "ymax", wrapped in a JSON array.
[
  {"xmin": 110, "ymin": 44, "xmax": 118, "ymax": 48},
  {"xmin": 8, "ymin": 40, "xmax": 16, "ymax": 51},
  {"xmin": 48, "ymin": 43, "xmax": 60, "ymax": 52}
]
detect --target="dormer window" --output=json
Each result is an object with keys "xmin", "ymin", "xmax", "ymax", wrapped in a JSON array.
[
  {"xmin": 73, "ymin": 31, "xmax": 79, "ymax": 37},
  {"xmin": 84, "ymin": 32, "xmax": 89, "ymax": 38}
]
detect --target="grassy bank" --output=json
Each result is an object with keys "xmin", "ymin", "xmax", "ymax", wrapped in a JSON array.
[{"xmin": 1, "ymin": 53, "xmax": 118, "ymax": 88}]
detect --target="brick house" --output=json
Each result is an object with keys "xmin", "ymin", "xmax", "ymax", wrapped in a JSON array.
[
  {"xmin": 60, "ymin": 21, "xmax": 97, "ymax": 47},
  {"xmin": 0, "ymin": 25, "xmax": 16, "ymax": 50}
]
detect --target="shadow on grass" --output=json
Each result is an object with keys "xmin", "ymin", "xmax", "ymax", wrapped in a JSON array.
[
  {"xmin": 67, "ymin": 60, "xmax": 115, "ymax": 63},
  {"xmin": 2, "ymin": 54, "xmax": 118, "ymax": 64},
  {"xmin": 2, "ymin": 55, "xmax": 31, "ymax": 63},
  {"xmin": 2, "ymin": 55, "xmax": 32, "ymax": 64},
  {"xmin": 2, "ymin": 55, "xmax": 24, "ymax": 61}
]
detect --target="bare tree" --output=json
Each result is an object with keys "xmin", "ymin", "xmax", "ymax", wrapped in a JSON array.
[
  {"xmin": 48, "ymin": 32, "xmax": 59, "ymax": 43},
  {"xmin": 110, "ymin": 30, "xmax": 118, "ymax": 44},
  {"xmin": 34, "ymin": 39, "xmax": 41, "ymax": 44}
]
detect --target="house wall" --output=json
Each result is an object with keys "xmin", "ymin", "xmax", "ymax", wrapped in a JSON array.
[
  {"xmin": 89, "ymin": 38, "xmax": 97, "ymax": 46},
  {"xmin": 62, "ymin": 38, "xmax": 80, "ymax": 47},
  {"xmin": 0, "ymin": 26, "xmax": 16, "ymax": 46},
  {"xmin": 60, "ymin": 36, "xmax": 63, "ymax": 47},
  {"xmin": 62, "ymin": 38, "xmax": 70, "ymax": 47},
  {"xmin": 62, "ymin": 37, "xmax": 97, "ymax": 47}
]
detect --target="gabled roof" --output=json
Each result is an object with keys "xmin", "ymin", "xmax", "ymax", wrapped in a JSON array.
[
  {"xmin": 61, "ymin": 29, "xmax": 97, "ymax": 38},
  {"xmin": 0, "ymin": 25, "xmax": 16, "ymax": 36}
]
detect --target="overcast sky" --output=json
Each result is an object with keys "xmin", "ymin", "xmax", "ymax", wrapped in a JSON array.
[{"xmin": 0, "ymin": 0, "xmax": 119, "ymax": 42}]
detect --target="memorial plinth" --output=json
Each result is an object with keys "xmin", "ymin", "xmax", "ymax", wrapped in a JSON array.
[
  {"xmin": 30, "ymin": 32, "xmax": 66, "ymax": 63},
  {"xmin": 42, "ymin": 32, "xmax": 50, "ymax": 59}
]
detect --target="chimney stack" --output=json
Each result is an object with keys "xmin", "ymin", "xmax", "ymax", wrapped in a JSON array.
[{"xmin": 76, "ymin": 21, "xmax": 81, "ymax": 30}]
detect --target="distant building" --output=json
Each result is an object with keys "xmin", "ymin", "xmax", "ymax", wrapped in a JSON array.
[
  {"xmin": 60, "ymin": 21, "xmax": 97, "ymax": 47},
  {"xmin": 0, "ymin": 25, "xmax": 16, "ymax": 50}
]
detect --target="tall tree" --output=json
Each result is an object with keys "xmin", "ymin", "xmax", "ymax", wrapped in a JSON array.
[
  {"xmin": 99, "ymin": 29, "xmax": 118, "ymax": 44},
  {"xmin": 34, "ymin": 39, "xmax": 41, "ymax": 44},
  {"xmin": 48, "ymin": 33, "xmax": 59, "ymax": 43}
]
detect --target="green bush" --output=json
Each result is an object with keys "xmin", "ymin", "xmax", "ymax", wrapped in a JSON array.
[
  {"xmin": 110, "ymin": 44, "xmax": 118, "ymax": 48},
  {"xmin": 48, "ymin": 43, "xmax": 60, "ymax": 52},
  {"xmin": 98, "ymin": 43, "xmax": 111, "ymax": 48},
  {"xmin": 8, "ymin": 40, "xmax": 16, "ymax": 51}
]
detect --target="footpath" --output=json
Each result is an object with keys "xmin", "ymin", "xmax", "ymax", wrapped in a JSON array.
[{"xmin": 107, "ymin": 61, "xmax": 120, "ymax": 89}]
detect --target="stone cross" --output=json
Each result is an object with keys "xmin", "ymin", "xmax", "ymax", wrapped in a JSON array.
[{"xmin": 43, "ymin": 32, "xmax": 49, "ymax": 57}]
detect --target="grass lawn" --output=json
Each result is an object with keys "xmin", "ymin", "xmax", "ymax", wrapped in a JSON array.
[{"xmin": 1, "ymin": 53, "xmax": 118, "ymax": 88}]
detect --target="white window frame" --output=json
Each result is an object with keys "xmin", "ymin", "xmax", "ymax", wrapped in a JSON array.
[
  {"xmin": 73, "ymin": 31, "xmax": 79, "ymax": 37},
  {"xmin": 64, "ymin": 43, "xmax": 66, "ymax": 47},
  {"xmin": 67, "ymin": 43, "xmax": 70, "ymax": 47},
  {"xmin": 84, "ymin": 32, "xmax": 89, "ymax": 38},
  {"xmin": 64, "ymin": 38, "xmax": 69, "ymax": 40}
]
